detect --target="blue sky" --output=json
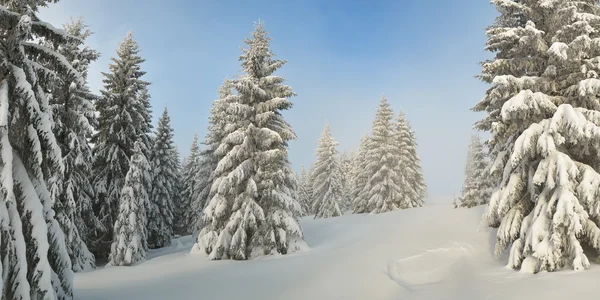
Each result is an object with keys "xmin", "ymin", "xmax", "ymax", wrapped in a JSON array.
[{"xmin": 39, "ymin": 0, "xmax": 497, "ymax": 202}]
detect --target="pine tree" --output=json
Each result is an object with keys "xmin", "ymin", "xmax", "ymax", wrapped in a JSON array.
[
  {"xmin": 354, "ymin": 97, "xmax": 404, "ymax": 214},
  {"xmin": 476, "ymin": 0, "xmax": 600, "ymax": 273},
  {"xmin": 108, "ymin": 141, "xmax": 150, "ymax": 266},
  {"xmin": 147, "ymin": 108, "xmax": 178, "ymax": 248},
  {"xmin": 339, "ymin": 151, "xmax": 355, "ymax": 212},
  {"xmin": 456, "ymin": 134, "xmax": 492, "ymax": 208},
  {"xmin": 91, "ymin": 31, "xmax": 152, "ymax": 260},
  {"xmin": 311, "ymin": 123, "xmax": 343, "ymax": 219},
  {"xmin": 46, "ymin": 17, "xmax": 100, "ymax": 272},
  {"xmin": 0, "ymin": 1, "xmax": 79, "ymax": 298},
  {"xmin": 194, "ymin": 21, "xmax": 306, "ymax": 260},
  {"xmin": 394, "ymin": 111, "xmax": 426, "ymax": 208},
  {"xmin": 351, "ymin": 135, "xmax": 370, "ymax": 213},
  {"xmin": 172, "ymin": 146, "xmax": 185, "ymax": 236},
  {"xmin": 178, "ymin": 134, "xmax": 201, "ymax": 236},
  {"xmin": 297, "ymin": 166, "xmax": 313, "ymax": 216},
  {"xmin": 190, "ymin": 80, "xmax": 233, "ymax": 235}
]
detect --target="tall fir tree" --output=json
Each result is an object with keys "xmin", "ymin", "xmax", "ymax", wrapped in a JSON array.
[
  {"xmin": 108, "ymin": 141, "xmax": 150, "ymax": 266},
  {"xmin": 91, "ymin": 31, "xmax": 152, "ymax": 260},
  {"xmin": 147, "ymin": 108, "xmax": 178, "ymax": 248},
  {"xmin": 0, "ymin": 1, "xmax": 78, "ymax": 298},
  {"xmin": 354, "ymin": 97, "xmax": 404, "ymax": 214},
  {"xmin": 178, "ymin": 134, "xmax": 201, "ymax": 236},
  {"xmin": 476, "ymin": 0, "xmax": 600, "ymax": 273},
  {"xmin": 394, "ymin": 111, "xmax": 426, "ymax": 208},
  {"xmin": 311, "ymin": 123, "xmax": 343, "ymax": 219},
  {"xmin": 193, "ymin": 21, "xmax": 306, "ymax": 260},
  {"xmin": 456, "ymin": 134, "xmax": 492, "ymax": 208},
  {"xmin": 172, "ymin": 146, "xmax": 184, "ymax": 236},
  {"xmin": 351, "ymin": 135, "xmax": 370, "ymax": 213},
  {"xmin": 47, "ymin": 17, "xmax": 100, "ymax": 272}
]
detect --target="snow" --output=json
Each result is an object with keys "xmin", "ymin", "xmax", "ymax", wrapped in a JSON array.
[{"xmin": 71, "ymin": 204, "xmax": 600, "ymax": 299}]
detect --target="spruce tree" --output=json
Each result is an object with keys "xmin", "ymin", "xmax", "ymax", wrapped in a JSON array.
[
  {"xmin": 297, "ymin": 166, "xmax": 313, "ymax": 216},
  {"xmin": 311, "ymin": 123, "xmax": 343, "ymax": 219},
  {"xmin": 394, "ymin": 111, "xmax": 426, "ymax": 208},
  {"xmin": 354, "ymin": 97, "xmax": 404, "ymax": 214},
  {"xmin": 179, "ymin": 134, "xmax": 201, "ymax": 236},
  {"xmin": 193, "ymin": 21, "xmax": 305, "ymax": 260},
  {"xmin": 351, "ymin": 135, "xmax": 370, "ymax": 213},
  {"xmin": 172, "ymin": 146, "xmax": 185, "ymax": 236},
  {"xmin": 339, "ymin": 151, "xmax": 355, "ymax": 212},
  {"xmin": 47, "ymin": 17, "xmax": 100, "ymax": 272},
  {"xmin": 0, "ymin": 1, "xmax": 78, "ymax": 298},
  {"xmin": 108, "ymin": 141, "xmax": 150, "ymax": 266},
  {"xmin": 147, "ymin": 108, "xmax": 177, "ymax": 248},
  {"xmin": 476, "ymin": 0, "xmax": 600, "ymax": 272},
  {"xmin": 456, "ymin": 134, "xmax": 490, "ymax": 208},
  {"xmin": 91, "ymin": 31, "xmax": 152, "ymax": 260}
]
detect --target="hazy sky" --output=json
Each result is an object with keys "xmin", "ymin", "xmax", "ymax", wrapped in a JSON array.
[{"xmin": 38, "ymin": 0, "xmax": 498, "ymax": 202}]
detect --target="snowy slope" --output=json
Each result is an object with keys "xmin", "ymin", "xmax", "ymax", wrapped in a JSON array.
[{"xmin": 75, "ymin": 205, "xmax": 600, "ymax": 300}]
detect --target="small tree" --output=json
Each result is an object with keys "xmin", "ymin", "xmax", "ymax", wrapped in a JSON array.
[
  {"xmin": 456, "ymin": 134, "xmax": 492, "ymax": 208},
  {"xmin": 394, "ymin": 111, "xmax": 426, "ymax": 208},
  {"xmin": 108, "ymin": 141, "xmax": 150, "ymax": 266},
  {"xmin": 297, "ymin": 166, "xmax": 313, "ymax": 216},
  {"xmin": 312, "ymin": 123, "xmax": 343, "ymax": 219}
]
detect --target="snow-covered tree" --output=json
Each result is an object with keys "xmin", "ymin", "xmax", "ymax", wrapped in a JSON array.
[
  {"xmin": 178, "ymin": 134, "xmax": 201, "ymax": 236},
  {"xmin": 354, "ymin": 97, "xmax": 404, "ymax": 214},
  {"xmin": 311, "ymin": 123, "xmax": 343, "ymax": 219},
  {"xmin": 339, "ymin": 151, "xmax": 355, "ymax": 212},
  {"xmin": 297, "ymin": 166, "xmax": 313, "ymax": 216},
  {"xmin": 351, "ymin": 135, "xmax": 370, "ymax": 213},
  {"xmin": 476, "ymin": 0, "xmax": 600, "ymax": 273},
  {"xmin": 91, "ymin": 31, "xmax": 152, "ymax": 260},
  {"xmin": 394, "ymin": 111, "xmax": 426, "ymax": 208},
  {"xmin": 193, "ymin": 21, "xmax": 306, "ymax": 260},
  {"xmin": 172, "ymin": 146, "xmax": 185, "ymax": 236},
  {"xmin": 46, "ymin": 17, "xmax": 100, "ymax": 272},
  {"xmin": 0, "ymin": 1, "xmax": 79, "ymax": 298},
  {"xmin": 147, "ymin": 108, "xmax": 178, "ymax": 248},
  {"xmin": 456, "ymin": 134, "xmax": 492, "ymax": 208},
  {"xmin": 108, "ymin": 141, "xmax": 150, "ymax": 266}
]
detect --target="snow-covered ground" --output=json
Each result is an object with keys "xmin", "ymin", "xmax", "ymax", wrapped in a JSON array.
[{"xmin": 75, "ymin": 205, "xmax": 600, "ymax": 299}]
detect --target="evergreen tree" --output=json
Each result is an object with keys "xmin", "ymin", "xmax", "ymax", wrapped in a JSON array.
[
  {"xmin": 456, "ymin": 134, "xmax": 492, "ymax": 208},
  {"xmin": 311, "ymin": 123, "xmax": 343, "ymax": 219},
  {"xmin": 108, "ymin": 141, "xmax": 150, "ymax": 266},
  {"xmin": 172, "ymin": 146, "xmax": 185, "ymax": 236},
  {"xmin": 354, "ymin": 97, "xmax": 404, "ymax": 214},
  {"xmin": 297, "ymin": 166, "xmax": 313, "ymax": 216},
  {"xmin": 193, "ymin": 21, "xmax": 306, "ymax": 260},
  {"xmin": 0, "ymin": 1, "xmax": 78, "ymax": 298},
  {"xmin": 351, "ymin": 135, "xmax": 370, "ymax": 213},
  {"xmin": 394, "ymin": 111, "xmax": 426, "ymax": 208},
  {"xmin": 91, "ymin": 31, "xmax": 152, "ymax": 260},
  {"xmin": 47, "ymin": 17, "xmax": 100, "ymax": 272},
  {"xmin": 179, "ymin": 134, "xmax": 201, "ymax": 236},
  {"xmin": 476, "ymin": 0, "xmax": 600, "ymax": 273},
  {"xmin": 339, "ymin": 151, "xmax": 355, "ymax": 212},
  {"xmin": 147, "ymin": 108, "xmax": 178, "ymax": 248}
]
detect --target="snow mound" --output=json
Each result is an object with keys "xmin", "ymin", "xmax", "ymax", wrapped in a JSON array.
[{"xmin": 75, "ymin": 204, "xmax": 600, "ymax": 300}]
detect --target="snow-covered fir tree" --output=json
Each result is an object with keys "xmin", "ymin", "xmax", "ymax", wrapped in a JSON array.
[
  {"xmin": 339, "ymin": 151, "xmax": 355, "ymax": 212},
  {"xmin": 394, "ymin": 111, "xmax": 426, "ymax": 208},
  {"xmin": 47, "ymin": 17, "xmax": 100, "ymax": 272},
  {"xmin": 354, "ymin": 97, "xmax": 404, "ymax": 214},
  {"xmin": 178, "ymin": 134, "xmax": 201, "ymax": 236},
  {"xmin": 189, "ymin": 79, "xmax": 233, "ymax": 235},
  {"xmin": 91, "ymin": 31, "xmax": 152, "ymax": 260},
  {"xmin": 311, "ymin": 123, "xmax": 343, "ymax": 219},
  {"xmin": 108, "ymin": 141, "xmax": 150, "ymax": 266},
  {"xmin": 351, "ymin": 135, "xmax": 370, "ymax": 213},
  {"xmin": 0, "ymin": 1, "xmax": 79, "ymax": 298},
  {"xmin": 193, "ymin": 21, "xmax": 306, "ymax": 260},
  {"xmin": 297, "ymin": 166, "xmax": 313, "ymax": 216},
  {"xmin": 147, "ymin": 108, "xmax": 178, "ymax": 248},
  {"xmin": 456, "ymin": 134, "xmax": 492, "ymax": 208},
  {"xmin": 172, "ymin": 146, "xmax": 185, "ymax": 236},
  {"xmin": 476, "ymin": 0, "xmax": 600, "ymax": 273}
]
